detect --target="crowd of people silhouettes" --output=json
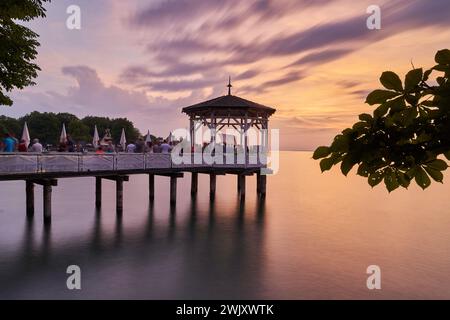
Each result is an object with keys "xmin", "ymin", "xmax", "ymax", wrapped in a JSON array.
[{"xmin": 1, "ymin": 131, "xmax": 175, "ymax": 154}]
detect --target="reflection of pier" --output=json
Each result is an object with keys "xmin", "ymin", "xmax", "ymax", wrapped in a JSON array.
[
  {"xmin": 0, "ymin": 196, "xmax": 267, "ymax": 299},
  {"xmin": 0, "ymin": 83, "xmax": 275, "ymax": 224}
]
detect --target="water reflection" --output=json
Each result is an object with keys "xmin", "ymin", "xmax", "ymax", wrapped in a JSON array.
[
  {"xmin": 0, "ymin": 192, "xmax": 267, "ymax": 299},
  {"xmin": 114, "ymin": 212, "xmax": 123, "ymax": 248},
  {"xmin": 168, "ymin": 204, "xmax": 176, "ymax": 241},
  {"xmin": 4, "ymin": 152, "xmax": 450, "ymax": 299},
  {"xmin": 41, "ymin": 223, "xmax": 52, "ymax": 263},
  {"xmin": 90, "ymin": 208, "xmax": 103, "ymax": 253}
]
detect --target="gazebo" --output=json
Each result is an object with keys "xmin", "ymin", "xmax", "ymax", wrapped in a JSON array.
[
  {"xmin": 181, "ymin": 79, "xmax": 276, "ymax": 198},
  {"xmin": 182, "ymin": 78, "xmax": 276, "ymax": 154}
]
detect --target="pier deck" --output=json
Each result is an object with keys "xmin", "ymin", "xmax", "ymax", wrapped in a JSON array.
[{"xmin": 0, "ymin": 152, "xmax": 268, "ymax": 224}]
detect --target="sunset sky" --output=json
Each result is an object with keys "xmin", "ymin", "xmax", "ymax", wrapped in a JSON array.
[{"xmin": 3, "ymin": 0, "xmax": 450, "ymax": 150}]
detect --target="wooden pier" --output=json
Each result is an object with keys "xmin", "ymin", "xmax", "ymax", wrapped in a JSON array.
[
  {"xmin": 0, "ymin": 155, "xmax": 267, "ymax": 224},
  {"xmin": 0, "ymin": 82, "xmax": 276, "ymax": 224}
]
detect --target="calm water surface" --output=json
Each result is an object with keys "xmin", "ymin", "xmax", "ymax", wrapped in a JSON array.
[{"xmin": 1, "ymin": 151, "xmax": 450, "ymax": 299}]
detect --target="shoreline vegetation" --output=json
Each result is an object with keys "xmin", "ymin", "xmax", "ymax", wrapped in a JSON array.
[{"xmin": 0, "ymin": 111, "xmax": 143, "ymax": 146}]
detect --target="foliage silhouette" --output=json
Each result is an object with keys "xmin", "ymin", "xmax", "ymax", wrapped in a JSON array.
[
  {"xmin": 0, "ymin": 0, "xmax": 51, "ymax": 106},
  {"xmin": 314, "ymin": 49, "xmax": 450, "ymax": 191}
]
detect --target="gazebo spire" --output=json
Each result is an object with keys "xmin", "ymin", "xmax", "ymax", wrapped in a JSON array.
[{"xmin": 227, "ymin": 76, "xmax": 232, "ymax": 96}]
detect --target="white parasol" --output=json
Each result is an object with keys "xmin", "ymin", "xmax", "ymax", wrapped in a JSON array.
[
  {"xmin": 60, "ymin": 123, "xmax": 67, "ymax": 144},
  {"xmin": 145, "ymin": 130, "xmax": 152, "ymax": 143},
  {"xmin": 93, "ymin": 125, "xmax": 100, "ymax": 148},
  {"xmin": 21, "ymin": 121, "xmax": 31, "ymax": 147},
  {"xmin": 120, "ymin": 128, "xmax": 127, "ymax": 150}
]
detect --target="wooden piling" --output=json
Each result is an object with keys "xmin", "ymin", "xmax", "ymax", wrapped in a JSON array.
[
  {"xmin": 103, "ymin": 175, "xmax": 129, "ymax": 214},
  {"xmin": 26, "ymin": 180, "xmax": 34, "ymax": 217},
  {"xmin": 170, "ymin": 175, "xmax": 177, "ymax": 204},
  {"xmin": 191, "ymin": 172, "xmax": 198, "ymax": 196},
  {"xmin": 43, "ymin": 184, "xmax": 52, "ymax": 223},
  {"xmin": 30, "ymin": 179, "xmax": 57, "ymax": 224},
  {"xmin": 95, "ymin": 177, "xmax": 102, "ymax": 208},
  {"xmin": 209, "ymin": 173, "xmax": 216, "ymax": 198},
  {"xmin": 116, "ymin": 178, "xmax": 124, "ymax": 214},
  {"xmin": 259, "ymin": 174, "xmax": 266, "ymax": 196},
  {"xmin": 149, "ymin": 174, "xmax": 155, "ymax": 201},
  {"xmin": 239, "ymin": 174, "xmax": 246, "ymax": 198},
  {"xmin": 256, "ymin": 172, "xmax": 261, "ymax": 194}
]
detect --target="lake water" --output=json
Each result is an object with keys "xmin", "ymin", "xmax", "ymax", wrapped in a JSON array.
[{"xmin": 1, "ymin": 151, "xmax": 450, "ymax": 299}]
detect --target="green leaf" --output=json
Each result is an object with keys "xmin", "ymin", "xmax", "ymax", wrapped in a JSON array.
[
  {"xmin": 368, "ymin": 171, "xmax": 383, "ymax": 187},
  {"xmin": 388, "ymin": 96, "xmax": 406, "ymax": 112},
  {"xmin": 330, "ymin": 134, "xmax": 349, "ymax": 152},
  {"xmin": 407, "ymin": 93, "xmax": 421, "ymax": 106},
  {"xmin": 342, "ymin": 128, "xmax": 353, "ymax": 135},
  {"xmin": 365, "ymin": 90, "xmax": 399, "ymax": 105},
  {"xmin": 384, "ymin": 171, "xmax": 400, "ymax": 192},
  {"xmin": 396, "ymin": 172, "xmax": 411, "ymax": 188},
  {"xmin": 320, "ymin": 157, "xmax": 334, "ymax": 172},
  {"xmin": 421, "ymin": 100, "xmax": 435, "ymax": 107},
  {"xmin": 357, "ymin": 163, "xmax": 370, "ymax": 177},
  {"xmin": 374, "ymin": 103, "xmax": 389, "ymax": 118},
  {"xmin": 359, "ymin": 113, "xmax": 373, "ymax": 122},
  {"xmin": 405, "ymin": 68, "xmax": 423, "ymax": 91},
  {"xmin": 406, "ymin": 167, "xmax": 417, "ymax": 180},
  {"xmin": 313, "ymin": 146, "xmax": 331, "ymax": 159},
  {"xmin": 435, "ymin": 49, "xmax": 450, "ymax": 65},
  {"xmin": 414, "ymin": 167, "xmax": 431, "ymax": 189},
  {"xmin": 352, "ymin": 121, "xmax": 368, "ymax": 132},
  {"xmin": 426, "ymin": 159, "xmax": 448, "ymax": 171},
  {"xmin": 424, "ymin": 167, "xmax": 444, "ymax": 183},
  {"xmin": 332, "ymin": 154, "xmax": 344, "ymax": 165},
  {"xmin": 398, "ymin": 107, "xmax": 418, "ymax": 126},
  {"xmin": 380, "ymin": 71, "xmax": 403, "ymax": 92},
  {"xmin": 340, "ymin": 155, "xmax": 356, "ymax": 176},
  {"xmin": 434, "ymin": 65, "xmax": 450, "ymax": 72}
]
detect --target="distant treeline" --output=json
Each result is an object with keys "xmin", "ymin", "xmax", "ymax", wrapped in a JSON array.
[{"xmin": 0, "ymin": 112, "xmax": 143, "ymax": 145}]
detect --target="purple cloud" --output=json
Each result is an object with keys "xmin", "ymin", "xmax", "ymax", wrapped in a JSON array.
[
  {"xmin": 10, "ymin": 66, "xmax": 214, "ymax": 136},
  {"xmin": 286, "ymin": 48, "xmax": 354, "ymax": 67},
  {"xmin": 122, "ymin": 0, "xmax": 450, "ymax": 95}
]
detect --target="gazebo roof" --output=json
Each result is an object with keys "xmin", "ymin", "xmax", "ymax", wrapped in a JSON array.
[
  {"xmin": 182, "ymin": 94, "xmax": 276, "ymax": 116},
  {"xmin": 182, "ymin": 78, "xmax": 275, "ymax": 116}
]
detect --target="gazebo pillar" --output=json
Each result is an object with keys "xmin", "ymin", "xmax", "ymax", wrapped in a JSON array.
[
  {"xmin": 210, "ymin": 112, "xmax": 217, "ymax": 144},
  {"xmin": 263, "ymin": 119, "xmax": 269, "ymax": 150},
  {"xmin": 242, "ymin": 114, "xmax": 249, "ymax": 166},
  {"xmin": 189, "ymin": 118, "xmax": 195, "ymax": 149},
  {"xmin": 190, "ymin": 118, "xmax": 195, "ymax": 166},
  {"xmin": 239, "ymin": 128, "xmax": 243, "ymax": 146}
]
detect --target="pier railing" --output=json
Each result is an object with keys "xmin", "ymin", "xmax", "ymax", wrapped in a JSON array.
[{"xmin": 0, "ymin": 152, "xmax": 266, "ymax": 175}]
